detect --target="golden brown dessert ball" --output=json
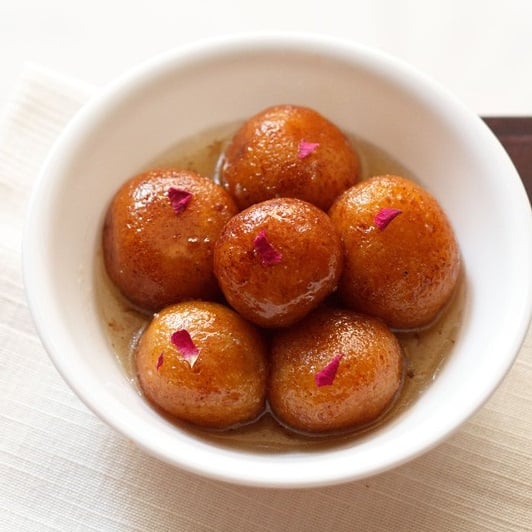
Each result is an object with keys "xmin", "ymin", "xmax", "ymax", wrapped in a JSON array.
[
  {"xmin": 103, "ymin": 168, "xmax": 238, "ymax": 312},
  {"xmin": 136, "ymin": 301, "xmax": 268, "ymax": 429},
  {"xmin": 329, "ymin": 175, "xmax": 461, "ymax": 329},
  {"xmin": 213, "ymin": 198, "xmax": 343, "ymax": 328},
  {"xmin": 269, "ymin": 306, "xmax": 404, "ymax": 434},
  {"xmin": 220, "ymin": 104, "xmax": 360, "ymax": 210}
]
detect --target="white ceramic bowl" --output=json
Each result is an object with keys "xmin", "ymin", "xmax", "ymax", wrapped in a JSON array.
[{"xmin": 24, "ymin": 33, "xmax": 532, "ymax": 488}]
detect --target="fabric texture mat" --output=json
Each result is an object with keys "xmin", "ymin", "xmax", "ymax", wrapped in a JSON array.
[{"xmin": 0, "ymin": 64, "xmax": 531, "ymax": 532}]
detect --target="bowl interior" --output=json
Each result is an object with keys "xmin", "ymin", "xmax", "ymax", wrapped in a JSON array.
[{"xmin": 24, "ymin": 35, "xmax": 532, "ymax": 487}]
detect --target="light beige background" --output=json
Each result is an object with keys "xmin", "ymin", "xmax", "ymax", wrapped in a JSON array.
[{"xmin": 0, "ymin": 0, "xmax": 532, "ymax": 115}]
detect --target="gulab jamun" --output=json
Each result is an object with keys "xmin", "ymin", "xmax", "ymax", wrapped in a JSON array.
[
  {"xmin": 135, "ymin": 301, "xmax": 268, "ymax": 429},
  {"xmin": 219, "ymin": 104, "xmax": 360, "ymax": 210},
  {"xmin": 269, "ymin": 306, "xmax": 404, "ymax": 434},
  {"xmin": 103, "ymin": 168, "xmax": 238, "ymax": 311},
  {"xmin": 329, "ymin": 174, "xmax": 461, "ymax": 329},
  {"xmin": 213, "ymin": 198, "xmax": 343, "ymax": 328}
]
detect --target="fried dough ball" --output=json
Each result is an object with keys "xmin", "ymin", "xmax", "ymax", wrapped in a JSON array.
[
  {"xmin": 329, "ymin": 175, "xmax": 461, "ymax": 329},
  {"xmin": 220, "ymin": 104, "xmax": 360, "ymax": 210},
  {"xmin": 103, "ymin": 168, "xmax": 238, "ymax": 311},
  {"xmin": 135, "ymin": 301, "xmax": 268, "ymax": 429},
  {"xmin": 269, "ymin": 307, "xmax": 404, "ymax": 434},
  {"xmin": 213, "ymin": 198, "xmax": 343, "ymax": 328}
]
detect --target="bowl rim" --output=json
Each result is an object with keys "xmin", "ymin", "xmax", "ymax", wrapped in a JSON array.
[{"xmin": 23, "ymin": 31, "xmax": 532, "ymax": 488}]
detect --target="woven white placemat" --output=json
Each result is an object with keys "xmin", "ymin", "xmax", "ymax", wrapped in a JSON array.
[{"xmin": 1, "ymin": 64, "xmax": 530, "ymax": 532}]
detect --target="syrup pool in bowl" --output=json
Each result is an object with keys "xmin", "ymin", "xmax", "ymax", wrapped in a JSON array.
[{"xmin": 95, "ymin": 123, "xmax": 465, "ymax": 452}]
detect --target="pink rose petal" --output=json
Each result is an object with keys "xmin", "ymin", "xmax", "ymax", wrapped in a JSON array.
[
  {"xmin": 156, "ymin": 352, "xmax": 164, "ymax": 371},
  {"xmin": 253, "ymin": 229, "xmax": 283, "ymax": 266},
  {"xmin": 298, "ymin": 139, "xmax": 320, "ymax": 159},
  {"xmin": 168, "ymin": 187, "xmax": 193, "ymax": 214},
  {"xmin": 315, "ymin": 354, "xmax": 344, "ymax": 387},
  {"xmin": 171, "ymin": 329, "xmax": 200, "ymax": 367},
  {"xmin": 374, "ymin": 208, "xmax": 402, "ymax": 230}
]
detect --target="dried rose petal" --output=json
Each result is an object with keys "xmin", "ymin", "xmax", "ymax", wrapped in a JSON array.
[
  {"xmin": 298, "ymin": 140, "xmax": 320, "ymax": 159},
  {"xmin": 253, "ymin": 229, "xmax": 282, "ymax": 266},
  {"xmin": 168, "ymin": 187, "xmax": 192, "ymax": 214},
  {"xmin": 171, "ymin": 329, "xmax": 200, "ymax": 367},
  {"xmin": 315, "ymin": 354, "xmax": 344, "ymax": 387},
  {"xmin": 156, "ymin": 352, "xmax": 164, "ymax": 371},
  {"xmin": 375, "ymin": 208, "xmax": 402, "ymax": 230}
]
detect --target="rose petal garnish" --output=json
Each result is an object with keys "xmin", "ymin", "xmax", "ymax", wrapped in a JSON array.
[
  {"xmin": 315, "ymin": 354, "xmax": 344, "ymax": 387},
  {"xmin": 156, "ymin": 352, "xmax": 164, "ymax": 371},
  {"xmin": 298, "ymin": 139, "xmax": 320, "ymax": 159},
  {"xmin": 168, "ymin": 187, "xmax": 192, "ymax": 214},
  {"xmin": 374, "ymin": 208, "xmax": 402, "ymax": 230},
  {"xmin": 253, "ymin": 229, "xmax": 282, "ymax": 266},
  {"xmin": 170, "ymin": 329, "xmax": 199, "ymax": 367}
]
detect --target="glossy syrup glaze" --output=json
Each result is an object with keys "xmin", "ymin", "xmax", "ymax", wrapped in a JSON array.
[{"xmin": 95, "ymin": 122, "xmax": 464, "ymax": 451}]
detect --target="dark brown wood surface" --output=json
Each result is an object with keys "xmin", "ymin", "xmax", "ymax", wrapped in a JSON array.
[{"xmin": 483, "ymin": 117, "xmax": 532, "ymax": 202}]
